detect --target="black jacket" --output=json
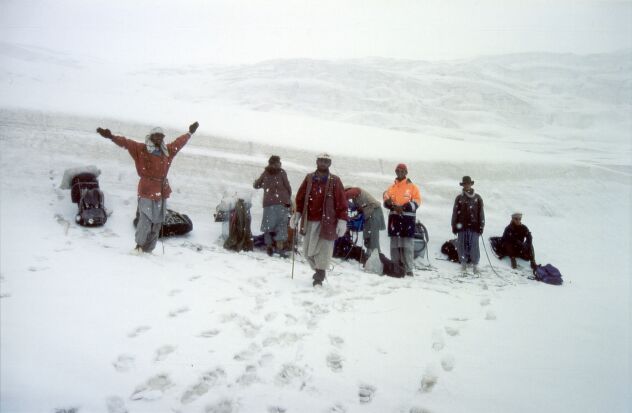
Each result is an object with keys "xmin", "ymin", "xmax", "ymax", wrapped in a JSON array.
[
  {"xmin": 501, "ymin": 222, "xmax": 532, "ymax": 248},
  {"xmin": 451, "ymin": 190, "xmax": 485, "ymax": 234}
]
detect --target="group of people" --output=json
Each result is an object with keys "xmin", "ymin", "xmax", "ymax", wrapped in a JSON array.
[{"xmin": 95, "ymin": 124, "xmax": 537, "ymax": 286}]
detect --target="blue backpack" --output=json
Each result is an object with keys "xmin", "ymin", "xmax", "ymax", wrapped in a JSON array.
[{"xmin": 534, "ymin": 264, "xmax": 563, "ymax": 285}]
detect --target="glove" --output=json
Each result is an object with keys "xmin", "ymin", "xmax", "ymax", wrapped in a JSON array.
[
  {"xmin": 189, "ymin": 121, "xmax": 199, "ymax": 134},
  {"xmin": 289, "ymin": 212, "xmax": 301, "ymax": 229},
  {"xmin": 96, "ymin": 127, "xmax": 112, "ymax": 139},
  {"xmin": 452, "ymin": 227, "xmax": 457, "ymax": 235},
  {"xmin": 336, "ymin": 219, "xmax": 347, "ymax": 237}
]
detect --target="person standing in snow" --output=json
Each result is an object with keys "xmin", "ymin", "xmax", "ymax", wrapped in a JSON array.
[
  {"xmin": 96, "ymin": 122, "xmax": 199, "ymax": 253},
  {"xmin": 383, "ymin": 163, "xmax": 422, "ymax": 276},
  {"xmin": 290, "ymin": 153, "xmax": 348, "ymax": 287},
  {"xmin": 253, "ymin": 155, "xmax": 292, "ymax": 258},
  {"xmin": 345, "ymin": 187, "xmax": 386, "ymax": 256},
  {"xmin": 500, "ymin": 212, "xmax": 537, "ymax": 271},
  {"xmin": 451, "ymin": 176, "xmax": 485, "ymax": 274}
]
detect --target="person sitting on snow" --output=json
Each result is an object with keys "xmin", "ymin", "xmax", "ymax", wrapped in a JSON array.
[
  {"xmin": 96, "ymin": 122, "xmax": 198, "ymax": 253},
  {"xmin": 290, "ymin": 153, "xmax": 348, "ymax": 287},
  {"xmin": 253, "ymin": 155, "xmax": 292, "ymax": 258},
  {"xmin": 383, "ymin": 163, "xmax": 422, "ymax": 276},
  {"xmin": 500, "ymin": 212, "xmax": 537, "ymax": 270},
  {"xmin": 345, "ymin": 187, "xmax": 385, "ymax": 256}
]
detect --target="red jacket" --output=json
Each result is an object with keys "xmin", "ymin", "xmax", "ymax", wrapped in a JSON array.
[
  {"xmin": 111, "ymin": 133, "xmax": 191, "ymax": 200},
  {"xmin": 295, "ymin": 172, "xmax": 348, "ymax": 240}
]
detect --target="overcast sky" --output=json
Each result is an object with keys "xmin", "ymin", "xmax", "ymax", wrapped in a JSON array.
[{"xmin": 1, "ymin": 0, "xmax": 631, "ymax": 65}]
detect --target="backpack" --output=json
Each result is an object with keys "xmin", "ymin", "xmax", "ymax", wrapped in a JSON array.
[
  {"xmin": 133, "ymin": 208, "xmax": 193, "ymax": 237},
  {"xmin": 440, "ymin": 239, "xmax": 460, "ymax": 263},
  {"xmin": 534, "ymin": 264, "xmax": 563, "ymax": 285},
  {"xmin": 333, "ymin": 232, "xmax": 366, "ymax": 263},
  {"xmin": 489, "ymin": 236, "xmax": 504, "ymax": 258},
  {"xmin": 378, "ymin": 253, "xmax": 406, "ymax": 278},
  {"xmin": 71, "ymin": 173, "xmax": 107, "ymax": 227},
  {"xmin": 223, "ymin": 199, "xmax": 253, "ymax": 252}
]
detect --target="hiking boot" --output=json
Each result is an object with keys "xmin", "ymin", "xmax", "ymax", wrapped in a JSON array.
[
  {"xmin": 266, "ymin": 246, "xmax": 274, "ymax": 257},
  {"xmin": 406, "ymin": 271, "xmax": 414, "ymax": 277},
  {"xmin": 510, "ymin": 257, "xmax": 517, "ymax": 269},
  {"xmin": 313, "ymin": 269, "xmax": 326, "ymax": 286},
  {"xmin": 530, "ymin": 259, "xmax": 538, "ymax": 271},
  {"xmin": 460, "ymin": 263, "xmax": 467, "ymax": 273},
  {"xmin": 312, "ymin": 279, "xmax": 323, "ymax": 287},
  {"xmin": 277, "ymin": 250, "xmax": 289, "ymax": 259},
  {"xmin": 132, "ymin": 245, "xmax": 144, "ymax": 255},
  {"xmin": 473, "ymin": 265, "xmax": 480, "ymax": 274}
]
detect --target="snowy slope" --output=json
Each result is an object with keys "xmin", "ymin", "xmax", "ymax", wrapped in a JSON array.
[
  {"xmin": 1, "ymin": 43, "xmax": 631, "ymax": 412},
  {"xmin": 1, "ymin": 106, "xmax": 630, "ymax": 413}
]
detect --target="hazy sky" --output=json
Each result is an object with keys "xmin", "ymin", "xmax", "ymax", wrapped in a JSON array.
[{"xmin": 1, "ymin": 0, "xmax": 631, "ymax": 65}]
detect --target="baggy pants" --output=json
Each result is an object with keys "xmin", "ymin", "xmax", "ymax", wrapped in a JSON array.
[
  {"xmin": 457, "ymin": 229, "xmax": 480, "ymax": 265},
  {"xmin": 390, "ymin": 236, "xmax": 414, "ymax": 273},
  {"xmin": 136, "ymin": 197, "xmax": 166, "ymax": 253},
  {"xmin": 303, "ymin": 220, "xmax": 335, "ymax": 273}
]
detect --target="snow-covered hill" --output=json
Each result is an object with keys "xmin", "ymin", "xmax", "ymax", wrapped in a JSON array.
[
  {"xmin": 1, "ymin": 103, "xmax": 630, "ymax": 412},
  {"xmin": 1, "ymin": 41, "xmax": 631, "ymax": 412}
]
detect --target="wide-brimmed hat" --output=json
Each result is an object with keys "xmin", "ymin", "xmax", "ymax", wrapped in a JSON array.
[{"xmin": 459, "ymin": 176, "xmax": 474, "ymax": 186}]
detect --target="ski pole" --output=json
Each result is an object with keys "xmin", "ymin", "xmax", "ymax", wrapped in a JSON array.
[{"xmin": 291, "ymin": 228, "xmax": 297, "ymax": 279}]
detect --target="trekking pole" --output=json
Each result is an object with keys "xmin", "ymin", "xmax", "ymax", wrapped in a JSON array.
[
  {"xmin": 291, "ymin": 229, "xmax": 297, "ymax": 279},
  {"xmin": 160, "ymin": 178, "xmax": 166, "ymax": 255}
]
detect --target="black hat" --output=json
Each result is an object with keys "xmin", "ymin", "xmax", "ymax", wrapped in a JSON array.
[
  {"xmin": 459, "ymin": 176, "xmax": 474, "ymax": 186},
  {"xmin": 268, "ymin": 155, "xmax": 281, "ymax": 165}
]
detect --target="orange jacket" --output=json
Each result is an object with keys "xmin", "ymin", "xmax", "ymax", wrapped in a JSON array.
[{"xmin": 383, "ymin": 178, "xmax": 422, "ymax": 207}]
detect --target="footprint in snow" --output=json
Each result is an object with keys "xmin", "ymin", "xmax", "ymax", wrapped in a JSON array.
[
  {"xmin": 275, "ymin": 363, "xmax": 308, "ymax": 387},
  {"xmin": 264, "ymin": 312, "xmax": 277, "ymax": 322},
  {"xmin": 431, "ymin": 330, "xmax": 445, "ymax": 351},
  {"xmin": 326, "ymin": 353, "xmax": 343, "ymax": 372},
  {"xmin": 284, "ymin": 313, "xmax": 299, "ymax": 326},
  {"xmin": 180, "ymin": 368, "xmax": 226, "ymax": 404},
  {"xmin": 130, "ymin": 374, "xmax": 173, "ymax": 401},
  {"xmin": 198, "ymin": 329, "xmax": 220, "ymax": 338},
  {"xmin": 154, "ymin": 345, "xmax": 176, "ymax": 362},
  {"xmin": 262, "ymin": 332, "xmax": 304, "ymax": 347},
  {"xmin": 329, "ymin": 404, "xmax": 346, "ymax": 413},
  {"xmin": 106, "ymin": 396, "xmax": 128, "ymax": 413},
  {"xmin": 113, "ymin": 354, "xmax": 135, "ymax": 372},
  {"xmin": 168, "ymin": 306, "xmax": 190, "ymax": 317},
  {"xmin": 444, "ymin": 326, "xmax": 459, "ymax": 337},
  {"xmin": 258, "ymin": 353, "xmax": 274, "ymax": 367},
  {"xmin": 480, "ymin": 298, "xmax": 491, "ymax": 306},
  {"xmin": 441, "ymin": 355, "xmax": 455, "ymax": 372},
  {"xmin": 485, "ymin": 310, "xmax": 497, "ymax": 320},
  {"xmin": 188, "ymin": 275, "xmax": 202, "ymax": 282},
  {"xmin": 409, "ymin": 407, "xmax": 433, "ymax": 413},
  {"xmin": 329, "ymin": 335, "xmax": 344, "ymax": 348},
  {"xmin": 268, "ymin": 407, "xmax": 287, "ymax": 413},
  {"xmin": 168, "ymin": 289, "xmax": 182, "ymax": 297},
  {"xmin": 233, "ymin": 343, "xmax": 261, "ymax": 361},
  {"xmin": 127, "ymin": 326, "xmax": 151, "ymax": 338},
  {"xmin": 358, "ymin": 384, "xmax": 376, "ymax": 404},
  {"xmin": 236, "ymin": 364, "xmax": 259, "ymax": 386},
  {"xmin": 205, "ymin": 398, "xmax": 236, "ymax": 413},
  {"xmin": 54, "ymin": 408, "xmax": 78, "ymax": 413},
  {"xmin": 420, "ymin": 373, "xmax": 438, "ymax": 393}
]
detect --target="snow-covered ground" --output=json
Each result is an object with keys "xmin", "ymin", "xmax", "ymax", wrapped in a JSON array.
[{"xmin": 0, "ymin": 45, "xmax": 631, "ymax": 413}]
